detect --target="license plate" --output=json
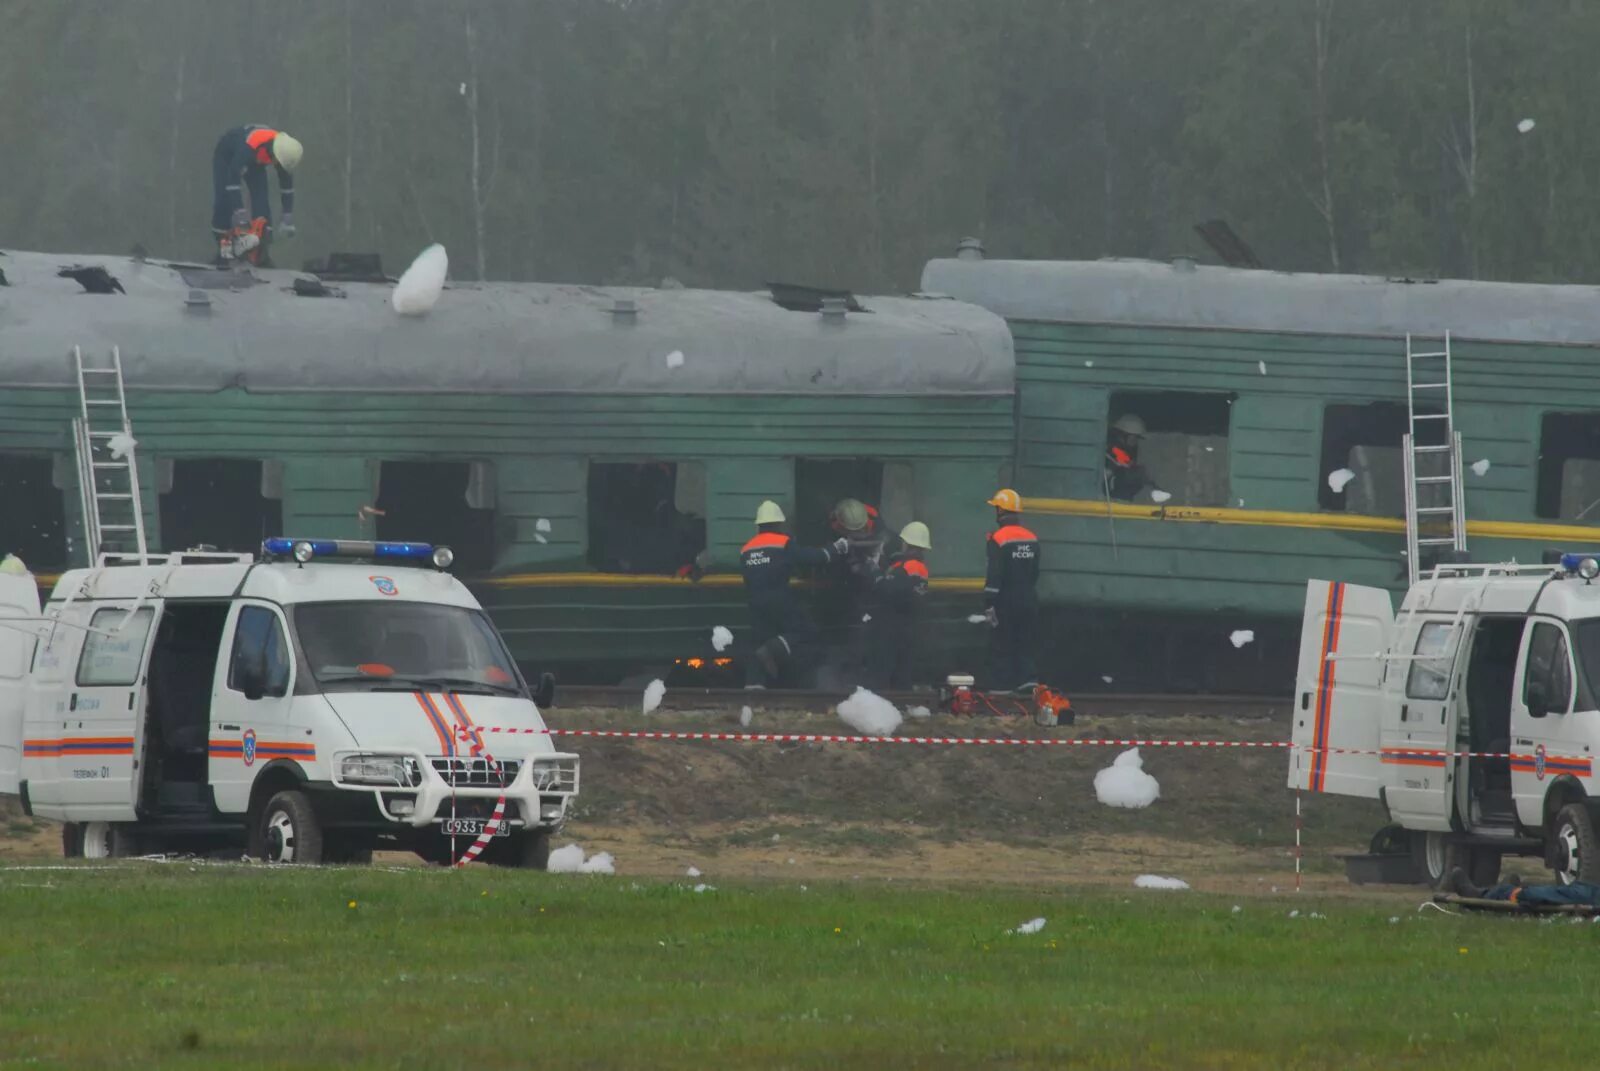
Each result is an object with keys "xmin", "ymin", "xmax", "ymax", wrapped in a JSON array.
[{"xmin": 440, "ymin": 817, "xmax": 511, "ymax": 837}]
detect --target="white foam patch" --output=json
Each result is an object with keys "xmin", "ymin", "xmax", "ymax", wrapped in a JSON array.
[
  {"xmin": 1518, "ymin": 118, "xmax": 1536, "ymax": 133},
  {"xmin": 1011, "ymin": 917, "xmax": 1046, "ymax": 935},
  {"xmin": 686, "ymin": 866, "xmax": 702, "ymax": 877},
  {"xmin": 1101, "ymin": 675, "xmax": 1114, "ymax": 684},
  {"xmin": 535, "ymin": 518, "xmax": 552, "ymax": 534},
  {"xmin": 1134, "ymin": 874, "xmax": 1189, "ymax": 890},
  {"xmin": 711, "ymin": 626, "xmax": 734, "ymax": 652},
  {"xmin": 1327, "ymin": 468, "xmax": 1355, "ymax": 493},
  {"xmin": 1150, "ymin": 490, "xmax": 1171, "ymax": 504},
  {"xmin": 836, "ymin": 687, "xmax": 902, "ymax": 736},
  {"xmin": 665, "ymin": 350, "xmax": 685, "ymax": 369},
  {"xmin": 967, "ymin": 614, "xmax": 988, "ymax": 625},
  {"xmin": 1230, "ymin": 629, "xmax": 1255, "ymax": 648},
  {"xmin": 905, "ymin": 705, "xmax": 932, "ymax": 720},
  {"xmin": 106, "ymin": 433, "xmax": 138, "ymax": 460},
  {"xmin": 1471, "ymin": 458, "xmax": 1491, "ymax": 476},
  {"xmin": 1258, "ymin": 360, "xmax": 1268, "ymax": 375},
  {"xmin": 1094, "ymin": 746, "xmax": 1160, "ymax": 809},
  {"xmin": 693, "ymin": 883, "xmax": 715, "ymax": 893},
  {"xmin": 547, "ymin": 845, "xmax": 615, "ymax": 874},
  {"xmin": 739, "ymin": 705, "xmax": 753, "ymax": 727},
  {"xmin": 392, "ymin": 243, "xmax": 448, "ymax": 315},
  {"xmin": 642, "ymin": 679, "xmax": 666, "ymax": 714}
]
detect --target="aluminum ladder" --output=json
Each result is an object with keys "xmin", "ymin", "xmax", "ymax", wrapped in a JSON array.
[
  {"xmin": 1402, "ymin": 332, "xmax": 1466, "ymax": 586},
  {"xmin": 71, "ymin": 345, "xmax": 149, "ymax": 562}
]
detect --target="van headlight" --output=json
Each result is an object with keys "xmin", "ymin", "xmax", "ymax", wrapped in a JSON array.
[
  {"xmin": 529, "ymin": 760, "xmax": 567, "ymax": 790},
  {"xmin": 340, "ymin": 754, "xmax": 419, "ymax": 787}
]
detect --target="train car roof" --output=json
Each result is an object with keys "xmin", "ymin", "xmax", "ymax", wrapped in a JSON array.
[
  {"xmin": 922, "ymin": 254, "xmax": 1600, "ymax": 347},
  {"xmin": 1, "ymin": 249, "xmax": 1013, "ymax": 396}
]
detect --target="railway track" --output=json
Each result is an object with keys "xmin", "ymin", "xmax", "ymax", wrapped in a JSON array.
[{"xmin": 551, "ymin": 685, "xmax": 1286, "ymax": 719}]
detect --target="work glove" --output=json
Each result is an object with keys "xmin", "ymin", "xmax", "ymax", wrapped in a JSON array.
[
  {"xmin": 831, "ymin": 537, "xmax": 851, "ymax": 557},
  {"xmin": 279, "ymin": 212, "xmax": 296, "ymax": 238},
  {"xmin": 231, "ymin": 207, "xmax": 250, "ymax": 229},
  {"xmin": 984, "ymin": 607, "xmax": 999, "ymax": 628}
]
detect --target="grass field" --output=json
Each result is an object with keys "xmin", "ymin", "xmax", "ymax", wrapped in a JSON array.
[{"xmin": 3, "ymin": 865, "xmax": 1599, "ymax": 1069}]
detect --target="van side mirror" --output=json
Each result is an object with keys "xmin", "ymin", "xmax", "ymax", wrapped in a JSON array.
[
  {"xmin": 534, "ymin": 672, "xmax": 556, "ymax": 709},
  {"xmin": 1527, "ymin": 685, "xmax": 1549, "ymax": 719},
  {"xmin": 238, "ymin": 660, "xmax": 267, "ymax": 702}
]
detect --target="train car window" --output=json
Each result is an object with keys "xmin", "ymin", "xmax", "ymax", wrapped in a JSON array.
[
  {"xmin": 0, "ymin": 454, "xmax": 68, "ymax": 569},
  {"xmin": 587, "ymin": 461, "xmax": 707, "ymax": 574},
  {"xmin": 376, "ymin": 461, "xmax": 497, "ymax": 573},
  {"xmin": 1319, "ymin": 402, "xmax": 1446, "ymax": 515},
  {"xmin": 794, "ymin": 459, "xmax": 886, "ymax": 546},
  {"xmin": 1536, "ymin": 412, "xmax": 1600, "ymax": 520},
  {"xmin": 1104, "ymin": 391, "xmax": 1232, "ymax": 507},
  {"xmin": 159, "ymin": 459, "xmax": 284, "ymax": 554}
]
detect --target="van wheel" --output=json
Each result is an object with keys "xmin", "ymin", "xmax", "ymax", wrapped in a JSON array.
[
  {"xmin": 257, "ymin": 790, "xmax": 324, "ymax": 864},
  {"xmin": 1551, "ymin": 804, "xmax": 1600, "ymax": 886},
  {"xmin": 1409, "ymin": 831, "xmax": 1451, "ymax": 887},
  {"xmin": 61, "ymin": 823, "xmax": 82, "ymax": 858},
  {"xmin": 77, "ymin": 821, "xmax": 140, "ymax": 860}
]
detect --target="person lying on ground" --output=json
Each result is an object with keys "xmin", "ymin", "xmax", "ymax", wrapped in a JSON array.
[{"xmin": 1447, "ymin": 866, "xmax": 1600, "ymax": 907}]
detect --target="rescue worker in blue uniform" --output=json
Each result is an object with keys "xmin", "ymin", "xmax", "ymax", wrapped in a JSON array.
[
  {"xmin": 862, "ymin": 521, "xmax": 932, "ymax": 690},
  {"xmin": 981, "ymin": 489, "xmax": 1040, "ymax": 694},
  {"xmin": 741, "ymin": 501, "xmax": 847, "ymax": 687},
  {"xmin": 211, "ymin": 124, "xmax": 303, "ymax": 260}
]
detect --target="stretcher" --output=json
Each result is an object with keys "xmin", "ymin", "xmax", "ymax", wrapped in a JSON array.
[{"xmin": 1432, "ymin": 893, "xmax": 1600, "ymax": 916}]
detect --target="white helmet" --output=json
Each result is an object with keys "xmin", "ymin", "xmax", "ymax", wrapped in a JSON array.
[
  {"xmin": 754, "ymin": 500, "xmax": 785, "ymax": 525},
  {"xmin": 899, "ymin": 521, "xmax": 932, "ymax": 550},
  {"xmin": 272, "ymin": 132, "xmax": 304, "ymax": 172}
]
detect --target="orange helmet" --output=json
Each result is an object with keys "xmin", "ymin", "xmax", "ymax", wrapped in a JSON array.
[{"xmin": 987, "ymin": 488, "xmax": 1022, "ymax": 512}]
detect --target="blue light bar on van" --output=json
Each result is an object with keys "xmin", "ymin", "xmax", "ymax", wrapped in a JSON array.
[
  {"xmin": 1561, "ymin": 553, "xmax": 1600, "ymax": 579},
  {"xmin": 260, "ymin": 538, "xmax": 454, "ymax": 568}
]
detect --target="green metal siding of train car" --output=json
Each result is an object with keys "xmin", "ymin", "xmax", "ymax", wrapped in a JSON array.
[
  {"xmin": 1007, "ymin": 319, "xmax": 1599, "ymax": 618},
  {"xmin": 0, "ymin": 388, "xmax": 1009, "ymax": 672}
]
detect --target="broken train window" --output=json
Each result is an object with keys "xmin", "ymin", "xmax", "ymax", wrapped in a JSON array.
[
  {"xmin": 0, "ymin": 454, "xmax": 68, "ymax": 569},
  {"xmin": 1536, "ymin": 412, "xmax": 1600, "ymax": 521},
  {"xmin": 1104, "ymin": 391, "xmax": 1232, "ymax": 507},
  {"xmin": 1319, "ymin": 402, "xmax": 1447, "ymax": 516},
  {"xmin": 586, "ymin": 462, "xmax": 707, "ymax": 574},
  {"xmin": 159, "ymin": 459, "xmax": 284, "ymax": 554},
  {"xmin": 375, "ymin": 460, "xmax": 498, "ymax": 573}
]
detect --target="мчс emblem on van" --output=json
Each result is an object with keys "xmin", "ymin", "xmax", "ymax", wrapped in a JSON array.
[{"xmin": 369, "ymin": 576, "xmax": 398, "ymax": 596}]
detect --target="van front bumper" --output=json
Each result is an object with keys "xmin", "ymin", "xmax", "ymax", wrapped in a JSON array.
[{"xmin": 328, "ymin": 750, "xmax": 579, "ymax": 830}]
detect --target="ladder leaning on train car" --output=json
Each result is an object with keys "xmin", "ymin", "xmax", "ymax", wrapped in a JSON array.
[
  {"xmin": 1402, "ymin": 331, "xmax": 1467, "ymax": 586},
  {"xmin": 71, "ymin": 345, "xmax": 150, "ymax": 564}
]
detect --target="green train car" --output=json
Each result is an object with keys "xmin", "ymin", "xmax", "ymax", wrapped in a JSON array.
[
  {"xmin": 1, "ymin": 250, "xmax": 1013, "ymax": 685},
  {"xmin": 923, "ymin": 247, "xmax": 1600, "ymax": 692}
]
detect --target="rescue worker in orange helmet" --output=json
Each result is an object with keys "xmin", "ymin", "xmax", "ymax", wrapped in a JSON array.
[
  {"xmin": 981, "ymin": 489, "xmax": 1040, "ymax": 694},
  {"xmin": 1105, "ymin": 414, "xmax": 1158, "ymax": 502},
  {"xmin": 862, "ymin": 522, "xmax": 932, "ymax": 690},
  {"xmin": 211, "ymin": 125, "xmax": 302, "ymax": 261},
  {"xmin": 741, "ymin": 501, "xmax": 849, "ymax": 688}
]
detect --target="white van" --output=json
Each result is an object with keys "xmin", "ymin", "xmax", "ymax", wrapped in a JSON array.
[
  {"xmin": 1289, "ymin": 555, "xmax": 1600, "ymax": 888},
  {"xmin": 0, "ymin": 539, "xmax": 578, "ymax": 866}
]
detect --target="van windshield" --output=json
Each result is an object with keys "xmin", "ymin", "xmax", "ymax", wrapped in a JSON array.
[{"xmin": 293, "ymin": 601, "xmax": 525, "ymax": 696}]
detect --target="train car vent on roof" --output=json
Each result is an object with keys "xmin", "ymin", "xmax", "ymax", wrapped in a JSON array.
[
  {"xmin": 766, "ymin": 282, "xmax": 865, "ymax": 313},
  {"xmin": 301, "ymin": 252, "xmax": 388, "ymax": 282},
  {"xmin": 57, "ymin": 265, "xmax": 125, "ymax": 294}
]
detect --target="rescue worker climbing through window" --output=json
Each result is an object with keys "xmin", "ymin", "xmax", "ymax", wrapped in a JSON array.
[
  {"xmin": 981, "ymin": 489, "xmax": 1040, "ymax": 694},
  {"xmin": 862, "ymin": 521, "xmax": 932, "ymax": 690},
  {"xmin": 211, "ymin": 124, "xmax": 302, "ymax": 263},
  {"xmin": 1104, "ymin": 414, "xmax": 1160, "ymax": 502},
  {"xmin": 741, "ymin": 501, "xmax": 848, "ymax": 688}
]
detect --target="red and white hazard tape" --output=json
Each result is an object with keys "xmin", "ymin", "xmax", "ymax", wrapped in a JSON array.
[{"xmin": 455, "ymin": 724, "xmax": 1562, "ymax": 763}]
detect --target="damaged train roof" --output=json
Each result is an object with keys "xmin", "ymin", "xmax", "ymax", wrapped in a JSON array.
[
  {"xmin": 0, "ymin": 250, "xmax": 1013, "ymax": 395},
  {"xmin": 922, "ymin": 254, "xmax": 1600, "ymax": 346}
]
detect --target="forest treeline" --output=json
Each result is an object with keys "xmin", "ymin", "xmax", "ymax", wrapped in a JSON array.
[{"xmin": 1, "ymin": 0, "xmax": 1593, "ymax": 292}]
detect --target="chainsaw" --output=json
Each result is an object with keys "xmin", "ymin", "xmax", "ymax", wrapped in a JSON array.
[
  {"xmin": 940, "ymin": 675, "xmax": 1074, "ymax": 726},
  {"xmin": 219, "ymin": 216, "xmax": 270, "ymax": 266}
]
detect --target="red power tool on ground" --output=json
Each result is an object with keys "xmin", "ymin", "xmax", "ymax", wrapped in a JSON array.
[{"xmin": 940, "ymin": 675, "xmax": 1074, "ymax": 726}]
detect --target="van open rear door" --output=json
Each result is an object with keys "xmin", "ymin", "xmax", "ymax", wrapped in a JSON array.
[
  {"xmin": 0, "ymin": 572, "xmax": 42, "ymax": 796},
  {"xmin": 1288, "ymin": 580, "xmax": 1392, "ymax": 799}
]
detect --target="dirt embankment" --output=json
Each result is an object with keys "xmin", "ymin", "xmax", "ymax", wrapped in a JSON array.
[{"xmin": 2, "ymin": 705, "xmax": 1397, "ymax": 894}]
